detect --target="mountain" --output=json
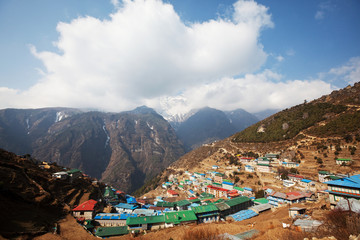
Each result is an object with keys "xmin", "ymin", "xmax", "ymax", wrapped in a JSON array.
[
  {"xmin": 139, "ymin": 82, "xmax": 360, "ymax": 197},
  {"xmin": 253, "ymin": 109, "xmax": 279, "ymax": 121},
  {"xmin": 224, "ymin": 109, "xmax": 259, "ymax": 131},
  {"xmin": 0, "ymin": 107, "xmax": 185, "ymax": 193},
  {"xmin": 174, "ymin": 107, "xmax": 259, "ymax": 150}
]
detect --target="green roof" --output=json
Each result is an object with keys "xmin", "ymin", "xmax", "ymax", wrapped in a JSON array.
[
  {"xmin": 223, "ymin": 179, "xmax": 232, "ymax": 183},
  {"xmin": 176, "ymin": 199, "xmax": 191, "ymax": 207},
  {"xmin": 178, "ymin": 185, "xmax": 184, "ymax": 188},
  {"xmin": 199, "ymin": 192, "xmax": 215, "ymax": 199},
  {"xmin": 165, "ymin": 210, "xmax": 197, "ymax": 224},
  {"xmin": 326, "ymin": 175, "xmax": 340, "ymax": 180},
  {"xmin": 126, "ymin": 215, "xmax": 165, "ymax": 225},
  {"xmin": 318, "ymin": 171, "xmax": 330, "ymax": 175},
  {"xmin": 67, "ymin": 169, "xmax": 81, "ymax": 174},
  {"xmin": 253, "ymin": 198, "xmax": 269, "ymax": 204},
  {"xmin": 156, "ymin": 201, "xmax": 176, "ymax": 208},
  {"xmin": 225, "ymin": 196, "xmax": 251, "ymax": 207},
  {"xmin": 192, "ymin": 204, "xmax": 219, "ymax": 214},
  {"xmin": 215, "ymin": 173, "xmax": 225, "ymax": 177},
  {"xmin": 95, "ymin": 226, "xmax": 128, "ymax": 237},
  {"xmin": 215, "ymin": 202, "xmax": 230, "ymax": 211},
  {"xmin": 234, "ymin": 186, "xmax": 244, "ymax": 191},
  {"xmin": 189, "ymin": 198, "xmax": 201, "ymax": 203},
  {"xmin": 257, "ymin": 163, "xmax": 271, "ymax": 167},
  {"xmin": 336, "ymin": 158, "xmax": 352, "ymax": 161},
  {"xmin": 213, "ymin": 182, "xmax": 222, "ymax": 186}
]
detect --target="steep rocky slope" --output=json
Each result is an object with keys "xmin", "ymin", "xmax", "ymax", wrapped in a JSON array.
[
  {"xmin": 0, "ymin": 149, "xmax": 103, "ymax": 238},
  {"xmin": 0, "ymin": 106, "xmax": 185, "ymax": 193}
]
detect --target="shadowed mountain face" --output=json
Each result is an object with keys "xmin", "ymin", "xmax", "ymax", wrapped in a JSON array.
[
  {"xmin": 0, "ymin": 107, "xmax": 185, "ymax": 193},
  {"xmin": 175, "ymin": 107, "xmax": 259, "ymax": 150}
]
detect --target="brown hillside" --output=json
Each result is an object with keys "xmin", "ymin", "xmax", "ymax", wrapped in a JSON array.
[{"xmin": 0, "ymin": 149, "xmax": 103, "ymax": 239}]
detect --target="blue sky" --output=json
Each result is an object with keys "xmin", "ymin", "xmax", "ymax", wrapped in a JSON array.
[{"xmin": 0, "ymin": 0, "xmax": 359, "ymax": 116}]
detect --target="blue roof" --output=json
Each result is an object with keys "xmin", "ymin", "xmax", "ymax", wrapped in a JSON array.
[
  {"xmin": 301, "ymin": 179, "xmax": 312, "ymax": 183},
  {"xmin": 120, "ymin": 213, "xmax": 137, "ymax": 220},
  {"xmin": 324, "ymin": 174, "xmax": 360, "ymax": 188},
  {"xmin": 244, "ymin": 187, "xmax": 253, "ymax": 191},
  {"xmin": 229, "ymin": 209, "xmax": 258, "ymax": 222},
  {"xmin": 126, "ymin": 197, "xmax": 137, "ymax": 204},
  {"xmin": 189, "ymin": 190, "xmax": 194, "ymax": 194},
  {"xmin": 222, "ymin": 181, "xmax": 234, "ymax": 185},
  {"xmin": 115, "ymin": 203, "xmax": 137, "ymax": 209}
]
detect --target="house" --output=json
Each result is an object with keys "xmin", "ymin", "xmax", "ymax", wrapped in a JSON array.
[
  {"xmin": 214, "ymin": 173, "xmax": 224, "ymax": 184},
  {"xmin": 245, "ymin": 165, "xmax": 255, "ymax": 172},
  {"xmin": 288, "ymin": 174, "xmax": 304, "ymax": 182},
  {"xmin": 324, "ymin": 174, "xmax": 360, "ymax": 207},
  {"xmin": 289, "ymin": 207, "xmax": 306, "ymax": 218},
  {"xmin": 95, "ymin": 226, "xmax": 129, "ymax": 238},
  {"xmin": 206, "ymin": 185, "xmax": 229, "ymax": 198},
  {"xmin": 164, "ymin": 210, "xmax": 197, "ymax": 227},
  {"xmin": 265, "ymin": 154, "xmax": 279, "ymax": 160},
  {"xmin": 227, "ymin": 190, "xmax": 240, "ymax": 198},
  {"xmin": 283, "ymin": 180, "xmax": 295, "ymax": 187},
  {"xmin": 72, "ymin": 199, "xmax": 98, "ymax": 220},
  {"xmin": 215, "ymin": 202, "xmax": 231, "ymax": 218},
  {"xmin": 156, "ymin": 201, "xmax": 176, "ymax": 210},
  {"xmin": 336, "ymin": 158, "xmax": 352, "ymax": 165},
  {"xmin": 212, "ymin": 165, "xmax": 220, "ymax": 170},
  {"xmin": 318, "ymin": 171, "xmax": 331, "ymax": 183},
  {"xmin": 234, "ymin": 186, "xmax": 244, "ymax": 194},
  {"xmin": 114, "ymin": 203, "xmax": 138, "ymax": 213},
  {"xmin": 191, "ymin": 204, "xmax": 220, "ymax": 223},
  {"xmin": 222, "ymin": 180, "xmax": 234, "ymax": 190},
  {"xmin": 267, "ymin": 191, "xmax": 306, "ymax": 207},
  {"xmin": 94, "ymin": 213, "xmax": 137, "ymax": 226},
  {"xmin": 175, "ymin": 199, "xmax": 191, "ymax": 211},
  {"xmin": 132, "ymin": 209, "xmax": 156, "ymax": 217},
  {"xmin": 250, "ymin": 203, "xmax": 271, "ymax": 214},
  {"xmin": 52, "ymin": 171, "xmax": 68, "ymax": 180},
  {"xmin": 300, "ymin": 179, "xmax": 313, "ymax": 189},
  {"xmin": 67, "ymin": 169, "xmax": 82, "ymax": 180},
  {"xmin": 243, "ymin": 187, "xmax": 253, "ymax": 195},
  {"xmin": 167, "ymin": 189, "xmax": 179, "ymax": 197},
  {"xmin": 257, "ymin": 157, "xmax": 272, "ymax": 165},
  {"xmin": 126, "ymin": 215, "xmax": 166, "ymax": 231},
  {"xmin": 253, "ymin": 198, "xmax": 269, "ymax": 205},
  {"xmin": 225, "ymin": 196, "xmax": 253, "ymax": 215},
  {"xmin": 257, "ymin": 163, "xmax": 272, "ymax": 173},
  {"xmin": 293, "ymin": 219, "xmax": 322, "ymax": 232},
  {"xmin": 281, "ymin": 162, "xmax": 299, "ymax": 168}
]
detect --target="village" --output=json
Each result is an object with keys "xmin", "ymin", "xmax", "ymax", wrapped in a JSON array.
[{"xmin": 48, "ymin": 150, "xmax": 360, "ymax": 239}]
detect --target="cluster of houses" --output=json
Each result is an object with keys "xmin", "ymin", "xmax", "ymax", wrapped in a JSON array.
[
  {"xmin": 55, "ymin": 150, "xmax": 359, "ymax": 238},
  {"xmin": 71, "ymin": 185, "xmax": 262, "ymax": 238}
]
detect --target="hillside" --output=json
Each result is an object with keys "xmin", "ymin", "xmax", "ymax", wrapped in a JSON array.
[
  {"xmin": 0, "ymin": 106, "xmax": 185, "ymax": 193},
  {"xmin": 140, "ymin": 82, "xmax": 360, "ymax": 197},
  {"xmin": 0, "ymin": 148, "xmax": 103, "ymax": 238},
  {"xmin": 233, "ymin": 83, "xmax": 360, "ymax": 143}
]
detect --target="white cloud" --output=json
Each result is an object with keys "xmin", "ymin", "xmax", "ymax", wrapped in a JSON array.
[
  {"xmin": 2, "ymin": 0, "xmax": 273, "ymax": 112},
  {"xmin": 315, "ymin": 1, "xmax": 335, "ymax": 20},
  {"xmin": 0, "ymin": 0, "xmax": 341, "ymax": 117},
  {"xmin": 327, "ymin": 57, "xmax": 360, "ymax": 85},
  {"xmin": 155, "ymin": 70, "xmax": 334, "ymax": 116}
]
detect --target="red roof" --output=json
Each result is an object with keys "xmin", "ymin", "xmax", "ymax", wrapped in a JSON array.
[
  {"xmin": 116, "ymin": 190, "xmax": 125, "ymax": 195},
  {"xmin": 188, "ymin": 197, "xmax": 198, "ymax": 200},
  {"xmin": 72, "ymin": 199, "xmax": 97, "ymax": 211},
  {"xmin": 167, "ymin": 190, "xmax": 179, "ymax": 195},
  {"xmin": 207, "ymin": 185, "xmax": 229, "ymax": 192}
]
